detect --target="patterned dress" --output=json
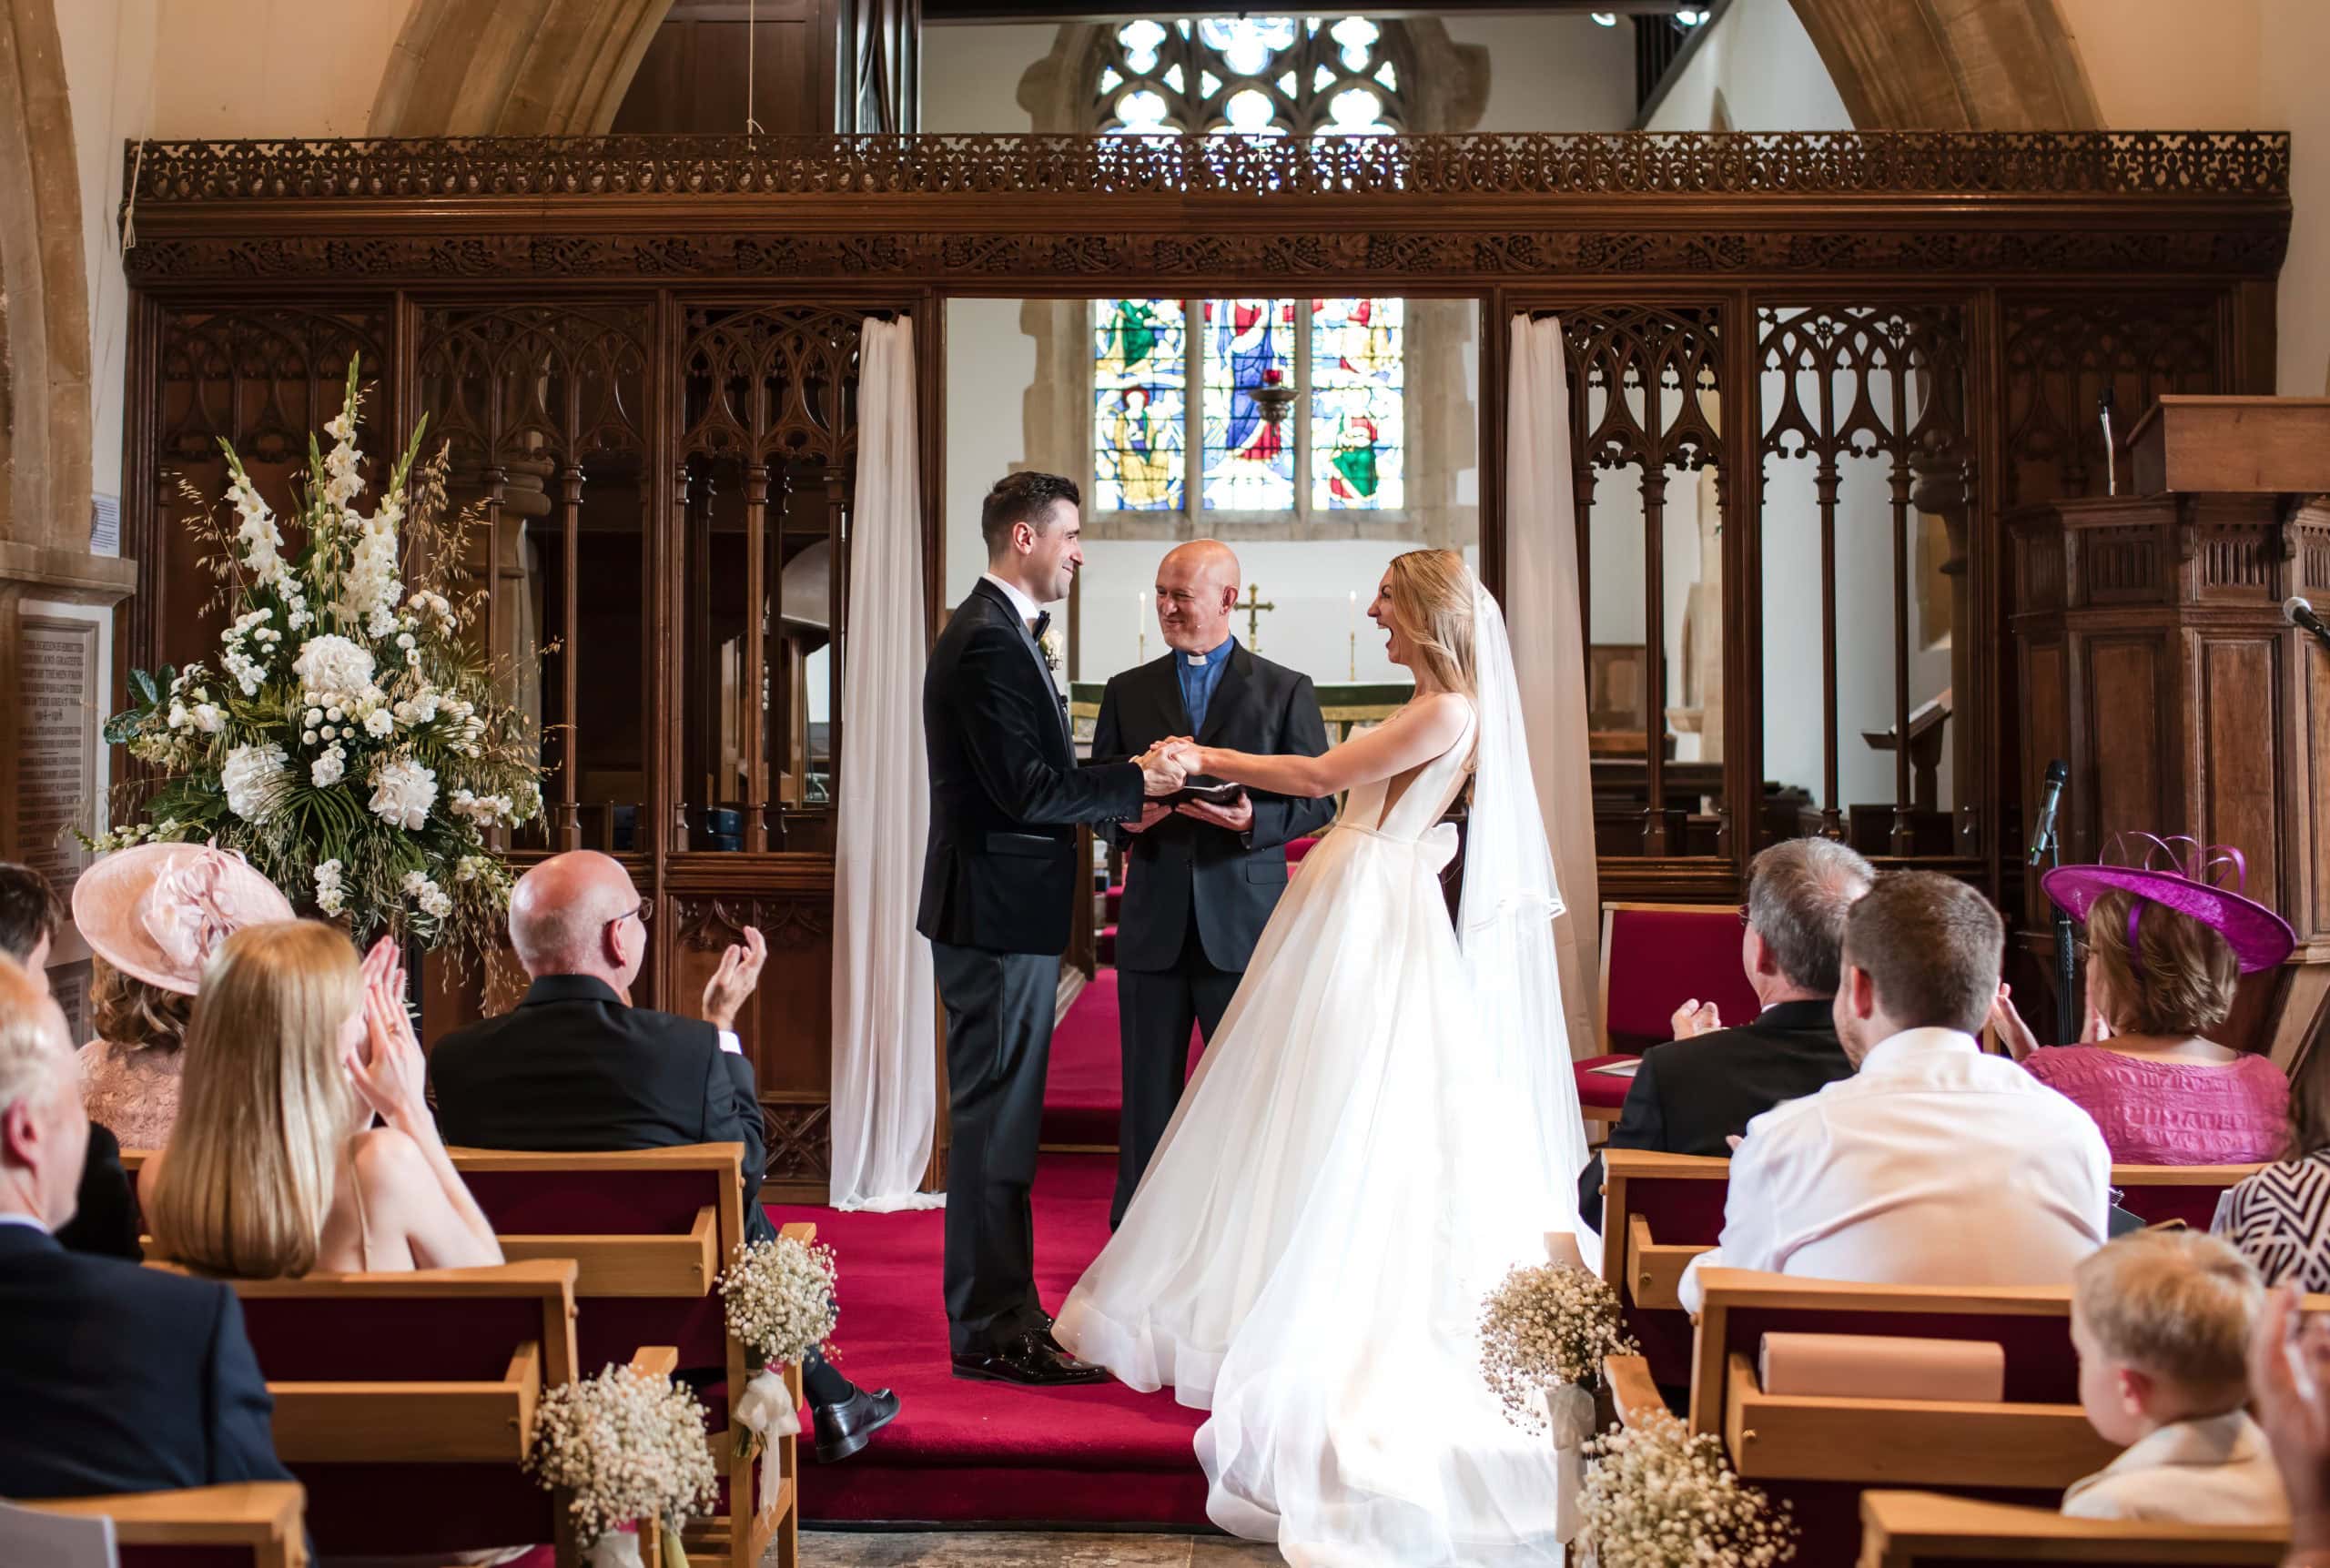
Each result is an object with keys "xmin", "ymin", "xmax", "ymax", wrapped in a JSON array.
[
  {"xmin": 2021, "ymin": 1044, "xmax": 2288, "ymax": 1164},
  {"xmin": 77, "ymin": 1039, "xmax": 184, "ymax": 1151},
  {"xmin": 2216, "ymin": 1151, "xmax": 2330, "ymax": 1291}
]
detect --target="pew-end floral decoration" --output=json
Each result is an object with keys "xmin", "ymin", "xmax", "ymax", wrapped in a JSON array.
[{"xmin": 1479, "ymin": 1260, "xmax": 1637, "ymax": 1434}]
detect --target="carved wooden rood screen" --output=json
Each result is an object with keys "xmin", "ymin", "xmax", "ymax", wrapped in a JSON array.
[{"xmin": 116, "ymin": 132, "xmax": 2290, "ymax": 1196}]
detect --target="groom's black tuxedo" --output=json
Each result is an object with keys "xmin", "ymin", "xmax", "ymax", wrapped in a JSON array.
[
  {"xmin": 1092, "ymin": 644, "xmax": 1333, "ymax": 1223},
  {"xmin": 920, "ymin": 575, "xmax": 1148, "ymax": 1356}
]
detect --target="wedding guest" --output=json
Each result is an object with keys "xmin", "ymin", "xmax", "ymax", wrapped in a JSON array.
[
  {"xmin": 1576, "ymin": 837, "xmax": 1872, "ymax": 1222},
  {"xmin": 1, "ymin": 861, "xmax": 139, "ymax": 1260},
  {"xmin": 0, "ymin": 953, "xmax": 293, "ymax": 1500},
  {"xmin": 429, "ymin": 851, "xmax": 898, "ymax": 1464},
  {"xmin": 142, "ymin": 921, "xmax": 502, "ymax": 1275},
  {"xmin": 1993, "ymin": 845, "xmax": 2295, "ymax": 1164},
  {"xmin": 2216, "ymin": 1057, "xmax": 2330, "ymax": 1290},
  {"xmin": 2062, "ymin": 1229, "xmax": 2287, "ymax": 1524},
  {"xmin": 1678, "ymin": 872, "xmax": 2111, "ymax": 1316},
  {"xmin": 2250, "ymin": 1284, "xmax": 2330, "ymax": 1567},
  {"xmin": 71, "ymin": 842, "xmax": 294, "ymax": 1150}
]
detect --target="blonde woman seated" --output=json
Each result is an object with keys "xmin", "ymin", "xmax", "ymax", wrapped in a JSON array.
[
  {"xmin": 2064, "ymin": 1228, "xmax": 2287, "ymax": 1525},
  {"xmin": 72, "ymin": 842, "xmax": 294, "ymax": 1149},
  {"xmin": 142, "ymin": 921, "xmax": 501, "ymax": 1276},
  {"xmin": 1992, "ymin": 839, "xmax": 2295, "ymax": 1165}
]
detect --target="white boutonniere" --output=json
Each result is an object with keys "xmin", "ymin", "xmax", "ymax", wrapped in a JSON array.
[{"xmin": 1038, "ymin": 627, "xmax": 1063, "ymax": 674}]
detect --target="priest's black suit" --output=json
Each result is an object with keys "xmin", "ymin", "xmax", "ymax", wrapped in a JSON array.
[
  {"xmin": 918, "ymin": 577, "xmax": 1147, "ymax": 1357},
  {"xmin": 1092, "ymin": 642, "xmax": 1334, "ymax": 1225}
]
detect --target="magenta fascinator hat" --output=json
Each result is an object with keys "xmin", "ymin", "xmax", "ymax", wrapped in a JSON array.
[
  {"xmin": 70, "ymin": 841, "xmax": 297, "ymax": 996},
  {"xmin": 2040, "ymin": 834, "xmax": 2296, "ymax": 974}
]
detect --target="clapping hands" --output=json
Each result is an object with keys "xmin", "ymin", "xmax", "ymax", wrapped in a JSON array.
[{"xmin": 350, "ymin": 936, "xmax": 428, "ymax": 1132}]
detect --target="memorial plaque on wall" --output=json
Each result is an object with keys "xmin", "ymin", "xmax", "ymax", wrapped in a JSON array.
[{"xmin": 18, "ymin": 616, "xmax": 100, "ymax": 905}]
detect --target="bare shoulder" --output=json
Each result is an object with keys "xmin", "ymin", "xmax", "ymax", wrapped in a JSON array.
[
  {"xmin": 349, "ymin": 1124, "xmax": 430, "ymax": 1189},
  {"xmin": 1406, "ymin": 691, "xmax": 1474, "ymax": 743}
]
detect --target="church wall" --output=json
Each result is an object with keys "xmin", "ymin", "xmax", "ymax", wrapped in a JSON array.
[
  {"xmin": 1433, "ymin": 16, "xmax": 1635, "ymax": 135},
  {"xmin": 145, "ymin": 0, "xmax": 412, "ymax": 138},
  {"xmin": 1643, "ymin": 0, "xmax": 1854, "ymax": 134}
]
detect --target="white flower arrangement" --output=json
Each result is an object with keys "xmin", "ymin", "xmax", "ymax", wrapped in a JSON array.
[
  {"xmin": 717, "ymin": 1234, "xmax": 841, "ymax": 1467},
  {"xmin": 526, "ymin": 1364, "xmax": 720, "ymax": 1553},
  {"xmin": 1038, "ymin": 626, "xmax": 1064, "ymax": 675},
  {"xmin": 1479, "ymin": 1261, "xmax": 1637, "ymax": 1435},
  {"xmin": 89, "ymin": 356, "xmax": 544, "ymax": 966},
  {"xmin": 1580, "ymin": 1408, "xmax": 1797, "ymax": 1567}
]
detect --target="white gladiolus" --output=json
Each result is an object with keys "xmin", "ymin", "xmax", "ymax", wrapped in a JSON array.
[{"xmin": 312, "ymin": 858, "xmax": 347, "ymax": 916}]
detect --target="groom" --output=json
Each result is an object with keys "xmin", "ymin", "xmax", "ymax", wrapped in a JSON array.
[
  {"xmin": 919, "ymin": 470, "xmax": 1186, "ymax": 1386},
  {"xmin": 1093, "ymin": 540, "xmax": 1335, "ymax": 1228}
]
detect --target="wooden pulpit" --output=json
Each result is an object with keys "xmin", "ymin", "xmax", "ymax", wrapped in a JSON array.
[{"xmin": 2009, "ymin": 397, "xmax": 2330, "ymax": 1068}]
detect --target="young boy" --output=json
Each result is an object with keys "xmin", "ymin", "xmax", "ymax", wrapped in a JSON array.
[{"xmin": 2063, "ymin": 1228, "xmax": 2290, "ymax": 1523}]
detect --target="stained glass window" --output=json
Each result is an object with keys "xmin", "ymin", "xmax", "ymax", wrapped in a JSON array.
[
  {"xmin": 1310, "ymin": 297, "xmax": 1403, "ymax": 510},
  {"xmin": 1098, "ymin": 15, "xmax": 1408, "ymax": 137},
  {"xmin": 1092, "ymin": 298, "xmax": 1186, "ymax": 511},
  {"xmin": 1200, "ymin": 298, "xmax": 1296, "ymax": 511}
]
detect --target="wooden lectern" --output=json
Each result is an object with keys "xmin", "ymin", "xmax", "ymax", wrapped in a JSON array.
[{"xmin": 2009, "ymin": 397, "xmax": 2330, "ymax": 1068}]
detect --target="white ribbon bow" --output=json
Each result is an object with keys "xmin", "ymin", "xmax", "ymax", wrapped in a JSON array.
[
  {"xmin": 731, "ymin": 1366, "xmax": 801, "ymax": 1510},
  {"xmin": 1546, "ymin": 1381, "xmax": 1596, "ymax": 1544}
]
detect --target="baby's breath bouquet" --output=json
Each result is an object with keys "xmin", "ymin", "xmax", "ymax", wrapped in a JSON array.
[
  {"xmin": 88, "ymin": 355, "xmax": 542, "ymax": 966},
  {"xmin": 1480, "ymin": 1261, "xmax": 1637, "ymax": 1434},
  {"xmin": 528, "ymin": 1364, "xmax": 720, "ymax": 1568},
  {"xmin": 717, "ymin": 1235, "xmax": 840, "ymax": 1472},
  {"xmin": 1580, "ymin": 1409, "xmax": 1797, "ymax": 1567}
]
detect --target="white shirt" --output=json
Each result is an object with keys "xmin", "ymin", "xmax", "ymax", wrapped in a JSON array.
[
  {"xmin": 2062, "ymin": 1411, "xmax": 2289, "ymax": 1524},
  {"xmin": 1678, "ymin": 1027, "xmax": 2111, "ymax": 1314},
  {"xmin": 0, "ymin": 1211, "xmax": 48, "ymax": 1234},
  {"xmin": 981, "ymin": 571, "xmax": 1044, "ymax": 628}
]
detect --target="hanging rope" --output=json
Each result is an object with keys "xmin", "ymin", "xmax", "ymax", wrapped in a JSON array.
[{"xmin": 745, "ymin": 0, "xmax": 765, "ymax": 137}]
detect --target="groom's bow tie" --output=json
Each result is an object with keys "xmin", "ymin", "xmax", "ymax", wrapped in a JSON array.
[{"xmin": 1028, "ymin": 611, "xmax": 1051, "ymax": 642}]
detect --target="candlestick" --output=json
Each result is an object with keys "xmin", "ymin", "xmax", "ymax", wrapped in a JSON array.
[
  {"xmin": 1348, "ymin": 630, "xmax": 1356, "ymax": 680},
  {"xmin": 1137, "ymin": 591, "xmax": 1147, "ymax": 665}
]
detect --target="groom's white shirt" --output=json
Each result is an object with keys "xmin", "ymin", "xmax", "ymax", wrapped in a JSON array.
[
  {"xmin": 981, "ymin": 571, "xmax": 1043, "ymax": 626},
  {"xmin": 1677, "ymin": 1027, "xmax": 2110, "ymax": 1314}
]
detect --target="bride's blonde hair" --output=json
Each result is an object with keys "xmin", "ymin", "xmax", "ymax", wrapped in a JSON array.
[
  {"xmin": 1385, "ymin": 549, "xmax": 1476, "ymax": 698},
  {"xmin": 146, "ymin": 920, "xmax": 363, "ymax": 1279}
]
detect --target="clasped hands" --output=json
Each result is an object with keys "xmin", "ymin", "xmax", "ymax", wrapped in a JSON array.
[{"xmin": 1127, "ymin": 737, "xmax": 1251, "ymax": 832}]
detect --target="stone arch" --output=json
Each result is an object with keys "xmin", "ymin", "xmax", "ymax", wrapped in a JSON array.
[
  {"xmin": 1790, "ymin": 0, "xmax": 2101, "ymax": 130},
  {"xmin": 0, "ymin": 0, "xmax": 93, "ymax": 553}
]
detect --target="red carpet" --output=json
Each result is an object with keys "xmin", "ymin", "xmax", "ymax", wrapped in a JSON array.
[
  {"xmin": 1040, "ymin": 968, "xmax": 1202, "ymax": 1148},
  {"xmin": 767, "ymin": 1151, "xmax": 1211, "ymax": 1527}
]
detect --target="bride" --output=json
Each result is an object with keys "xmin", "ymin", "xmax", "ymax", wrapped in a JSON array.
[{"xmin": 1054, "ymin": 549, "xmax": 1588, "ymax": 1566}]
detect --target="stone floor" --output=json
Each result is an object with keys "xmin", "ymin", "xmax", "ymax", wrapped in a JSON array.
[{"xmin": 800, "ymin": 1531, "xmax": 1280, "ymax": 1566}]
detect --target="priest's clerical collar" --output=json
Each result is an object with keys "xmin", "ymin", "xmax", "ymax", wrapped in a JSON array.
[{"xmin": 1184, "ymin": 636, "xmax": 1233, "ymax": 668}]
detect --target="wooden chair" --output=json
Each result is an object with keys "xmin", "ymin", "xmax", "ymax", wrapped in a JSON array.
[
  {"xmin": 185, "ymin": 1259, "xmax": 582, "ymax": 1563},
  {"xmin": 447, "ymin": 1143, "xmax": 802, "ymax": 1568},
  {"xmin": 1857, "ymin": 1490, "xmax": 2285, "ymax": 1565},
  {"xmin": 1596, "ymin": 1148, "xmax": 1728, "ymax": 1389},
  {"xmin": 12, "ymin": 1482, "xmax": 309, "ymax": 1567},
  {"xmin": 1576, "ymin": 902, "xmax": 1758, "ymax": 1126}
]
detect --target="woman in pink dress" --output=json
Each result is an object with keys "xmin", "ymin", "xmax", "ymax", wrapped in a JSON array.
[{"xmin": 1993, "ymin": 838, "xmax": 2295, "ymax": 1165}]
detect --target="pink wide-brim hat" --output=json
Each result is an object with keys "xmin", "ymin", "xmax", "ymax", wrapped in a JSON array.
[
  {"xmin": 70, "ymin": 841, "xmax": 297, "ymax": 995},
  {"xmin": 2041, "ymin": 834, "xmax": 2296, "ymax": 975}
]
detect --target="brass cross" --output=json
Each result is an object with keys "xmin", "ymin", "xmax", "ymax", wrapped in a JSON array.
[{"xmin": 1236, "ymin": 583, "xmax": 1278, "ymax": 652}]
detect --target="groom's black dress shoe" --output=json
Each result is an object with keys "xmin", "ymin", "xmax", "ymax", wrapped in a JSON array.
[
  {"xmin": 810, "ymin": 1385, "xmax": 900, "ymax": 1463},
  {"xmin": 952, "ymin": 1330, "xmax": 1109, "ymax": 1386}
]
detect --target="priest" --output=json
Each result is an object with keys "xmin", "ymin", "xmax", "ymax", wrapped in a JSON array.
[{"xmin": 1094, "ymin": 541, "xmax": 1335, "ymax": 1228}]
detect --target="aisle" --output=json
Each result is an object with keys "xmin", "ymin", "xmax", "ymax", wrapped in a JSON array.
[{"xmin": 769, "ymin": 1151, "xmax": 1211, "ymax": 1528}]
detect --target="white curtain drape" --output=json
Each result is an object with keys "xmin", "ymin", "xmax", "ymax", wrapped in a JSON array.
[
  {"xmin": 1505, "ymin": 315, "xmax": 1602, "ymax": 1060},
  {"xmin": 828, "ymin": 317, "xmax": 944, "ymax": 1211}
]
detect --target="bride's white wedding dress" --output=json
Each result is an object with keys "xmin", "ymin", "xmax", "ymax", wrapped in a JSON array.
[{"xmin": 1057, "ymin": 582, "xmax": 1586, "ymax": 1567}]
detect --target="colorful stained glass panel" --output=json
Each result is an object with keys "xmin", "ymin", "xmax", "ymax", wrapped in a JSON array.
[
  {"xmin": 1200, "ymin": 298, "xmax": 1296, "ymax": 511},
  {"xmin": 1093, "ymin": 298, "xmax": 1187, "ymax": 511},
  {"xmin": 1311, "ymin": 296, "xmax": 1404, "ymax": 510}
]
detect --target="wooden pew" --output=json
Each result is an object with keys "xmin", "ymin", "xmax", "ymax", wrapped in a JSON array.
[
  {"xmin": 1596, "ymin": 1148, "xmax": 1728, "ymax": 1388},
  {"xmin": 447, "ymin": 1143, "xmax": 801, "ymax": 1568},
  {"xmin": 2112, "ymin": 1163, "xmax": 2264, "ymax": 1229},
  {"xmin": 185, "ymin": 1259, "xmax": 580, "ymax": 1564},
  {"xmin": 1857, "ymin": 1490, "xmax": 2285, "ymax": 1565},
  {"xmin": 15, "ymin": 1482, "xmax": 309, "ymax": 1567}
]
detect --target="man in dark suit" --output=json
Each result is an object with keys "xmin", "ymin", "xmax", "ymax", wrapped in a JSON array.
[
  {"xmin": 1093, "ymin": 540, "xmax": 1335, "ymax": 1227},
  {"xmin": 0, "ymin": 954, "xmax": 291, "ymax": 1500},
  {"xmin": 919, "ymin": 471, "xmax": 1185, "ymax": 1386},
  {"xmin": 430, "ymin": 850, "xmax": 898, "ymax": 1463},
  {"xmin": 1576, "ymin": 837, "xmax": 1875, "ymax": 1225}
]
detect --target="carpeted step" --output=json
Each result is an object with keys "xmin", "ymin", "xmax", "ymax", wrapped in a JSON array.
[
  {"xmin": 769, "ymin": 1153, "xmax": 1210, "ymax": 1527},
  {"xmin": 1096, "ymin": 926, "xmax": 1116, "ymax": 966},
  {"xmin": 1104, "ymin": 882, "xmax": 1125, "ymax": 921}
]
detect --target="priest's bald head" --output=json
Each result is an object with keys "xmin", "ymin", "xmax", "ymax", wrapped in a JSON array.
[
  {"xmin": 1155, "ymin": 539, "xmax": 1241, "ymax": 657},
  {"xmin": 509, "ymin": 851, "xmax": 648, "ymax": 994}
]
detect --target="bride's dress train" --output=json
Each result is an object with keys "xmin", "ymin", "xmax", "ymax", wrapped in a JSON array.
[{"xmin": 1056, "ymin": 670, "xmax": 1586, "ymax": 1565}]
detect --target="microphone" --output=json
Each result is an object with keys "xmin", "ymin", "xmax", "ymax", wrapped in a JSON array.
[
  {"xmin": 2027, "ymin": 758, "xmax": 2067, "ymax": 868},
  {"xmin": 2287, "ymin": 597, "xmax": 2330, "ymax": 652}
]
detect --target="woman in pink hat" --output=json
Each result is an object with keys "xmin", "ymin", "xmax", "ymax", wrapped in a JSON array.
[
  {"xmin": 1993, "ymin": 838, "xmax": 2295, "ymax": 1166},
  {"xmin": 71, "ymin": 843, "xmax": 296, "ymax": 1149}
]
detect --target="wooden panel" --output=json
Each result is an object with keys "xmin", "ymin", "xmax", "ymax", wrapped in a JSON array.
[
  {"xmin": 1626, "ymin": 1213, "xmax": 1706, "ymax": 1311},
  {"xmin": 2127, "ymin": 396, "xmax": 2330, "ymax": 496},
  {"xmin": 2308, "ymin": 637, "xmax": 2330, "ymax": 939},
  {"xmin": 2200, "ymin": 636, "xmax": 2281, "ymax": 909},
  {"xmin": 2086, "ymin": 638, "xmax": 2163, "ymax": 850},
  {"xmin": 1605, "ymin": 1353, "xmax": 1665, "ymax": 1428},
  {"xmin": 19, "ymin": 1482, "xmax": 307, "ymax": 1568},
  {"xmin": 1857, "ymin": 1490, "xmax": 2287, "ymax": 1565},
  {"xmin": 1724, "ymin": 1353, "xmax": 2116, "ymax": 1490},
  {"xmin": 269, "ymin": 1342, "xmax": 541, "ymax": 1463},
  {"xmin": 497, "ymin": 1205, "xmax": 718, "ymax": 1297},
  {"xmin": 610, "ymin": 2, "xmax": 827, "ymax": 137}
]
